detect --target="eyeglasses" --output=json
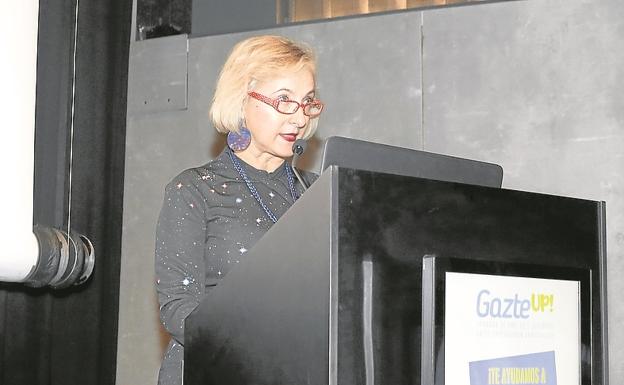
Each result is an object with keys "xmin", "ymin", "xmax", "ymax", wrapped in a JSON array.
[{"xmin": 248, "ymin": 91, "xmax": 324, "ymax": 117}]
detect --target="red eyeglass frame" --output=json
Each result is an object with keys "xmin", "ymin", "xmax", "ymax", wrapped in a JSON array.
[{"xmin": 247, "ymin": 91, "xmax": 324, "ymax": 117}]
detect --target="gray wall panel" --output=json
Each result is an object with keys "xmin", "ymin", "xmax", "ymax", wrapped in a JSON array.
[
  {"xmin": 423, "ymin": 0, "xmax": 623, "ymax": 380},
  {"xmin": 127, "ymin": 34, "xmax": 189, "ymax": 113}
]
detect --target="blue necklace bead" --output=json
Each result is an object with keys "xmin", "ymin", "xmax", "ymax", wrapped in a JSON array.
[{"xmin": 227, "ymin": 149, "xmax": 300, "ymax": 223}]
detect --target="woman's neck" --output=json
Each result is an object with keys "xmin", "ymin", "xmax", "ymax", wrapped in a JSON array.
[{"xmin": 233, "ymin": 147, "xmax": 285, "ymax": 172}]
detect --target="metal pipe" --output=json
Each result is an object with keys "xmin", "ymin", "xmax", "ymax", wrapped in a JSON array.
[
  {"xmin": 0, "ymin": 0, "xmax": 40, "ymax": 282},
  {"xmin": 0, "ymin": 0, "xmax": 94, "ymax": 288}
]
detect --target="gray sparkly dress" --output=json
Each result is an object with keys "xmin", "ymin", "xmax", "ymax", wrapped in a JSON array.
[{"xmin": 155, "ymin": 147, "xmax": 315, "ymax": 385}]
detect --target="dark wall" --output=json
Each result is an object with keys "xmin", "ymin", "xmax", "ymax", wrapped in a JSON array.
[
  {"xmin": 191, "ymin": 0, "xmax": 276, "ymax": 36},
  {"xmin": 0, "ymin": 0, "xmax": 132, "ymax": 384}
]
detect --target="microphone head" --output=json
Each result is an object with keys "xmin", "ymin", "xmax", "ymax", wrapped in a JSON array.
[{"xmin": 292, "ymin": 139, "xmax": 307, "ymax": 156}]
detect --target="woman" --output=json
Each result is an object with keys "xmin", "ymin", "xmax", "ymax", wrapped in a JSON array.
[{"xmin": 154, "ymin": 35, "xmax": 323, "ymax": 385}]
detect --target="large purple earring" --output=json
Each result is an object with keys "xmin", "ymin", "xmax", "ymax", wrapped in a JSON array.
[{"xmin": 227, "ymin": 126, "xmax": 251, "ymax": 152}]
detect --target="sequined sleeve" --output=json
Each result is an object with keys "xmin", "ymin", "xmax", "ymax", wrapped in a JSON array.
[{"xmin": 155, "ymin": 171, "xmax": 207, "ymax": 345}]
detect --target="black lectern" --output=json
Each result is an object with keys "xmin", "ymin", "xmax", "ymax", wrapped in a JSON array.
[{"xmin": 185, "ymin": 167, "xmax": 607, "ymax": 385}]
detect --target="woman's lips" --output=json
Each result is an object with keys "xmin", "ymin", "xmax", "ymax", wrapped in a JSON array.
[{"xmin": 280, "ymin": 133, "xmax": 297, "ymax": 142}]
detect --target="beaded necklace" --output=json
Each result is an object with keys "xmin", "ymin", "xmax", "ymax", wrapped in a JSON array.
[{"xmin": 227, "ymin": 149, "xmax": 299, "ymax": 223}]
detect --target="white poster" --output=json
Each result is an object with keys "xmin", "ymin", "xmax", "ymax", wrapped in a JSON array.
[{"xmin": 444, "ymin": 272, "xmax": 581, "ymax": 385}]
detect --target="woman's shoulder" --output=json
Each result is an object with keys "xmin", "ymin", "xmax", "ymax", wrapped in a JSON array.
[{"xmin": 165, "ymin": 152, "xmax": 231, "ymax": 190}]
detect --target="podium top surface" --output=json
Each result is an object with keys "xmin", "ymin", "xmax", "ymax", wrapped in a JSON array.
[{"xmin": 320, "ymin": 136, "xmax": 504, "ymax": 188}]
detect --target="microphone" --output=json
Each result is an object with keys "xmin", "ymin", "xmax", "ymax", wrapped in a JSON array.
[{"xmin": 291, "ymin": 139, "xmax": 309, "ymax": 191}]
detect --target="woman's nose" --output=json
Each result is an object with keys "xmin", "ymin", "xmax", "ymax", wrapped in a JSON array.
[{"xmin": 289, "ymin": 107, "xmax": 308, "ymax": 129}]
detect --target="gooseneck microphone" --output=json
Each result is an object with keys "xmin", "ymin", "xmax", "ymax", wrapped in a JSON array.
[{"xmin": 291, "ymin": 139, "xmax": 309, "ymax": 191}]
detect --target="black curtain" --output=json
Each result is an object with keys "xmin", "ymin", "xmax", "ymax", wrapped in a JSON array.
[{"xmin": 0, "ymin": 0, "xmax": 132, "ymax": 384}]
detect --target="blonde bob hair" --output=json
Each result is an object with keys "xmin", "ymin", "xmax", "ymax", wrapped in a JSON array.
[{"xmin": 209, "ymin": 35, "xmax": 319, "ymax": 140}]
